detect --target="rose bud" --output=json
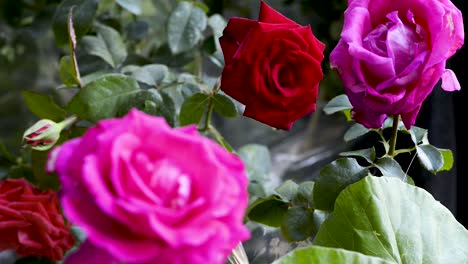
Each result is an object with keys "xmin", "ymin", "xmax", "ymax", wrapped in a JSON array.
[{"xmin": 23, "ymin": 116, "xmax": 77, "ymax": 151}]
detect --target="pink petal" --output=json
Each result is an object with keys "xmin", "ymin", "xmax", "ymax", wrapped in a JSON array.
[{"xmin": 441, "ymin": 69, "xmax": 461, "ymax": 91}]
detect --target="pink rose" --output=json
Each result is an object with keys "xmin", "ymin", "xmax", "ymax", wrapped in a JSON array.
[
  {"xmin": 330, "ymin": 0, "xmax": 464, "ymax": 129},
  {"xmin": 0, "ymin": 179, "xmax": 75, "ymax": 261},
  {"xmin": 48, "ymin": 109, "xmax": 250, "ymax": 264},
  {"xmin": 219, "ymin": 1, "xmax": 325, "ymax": 130}
]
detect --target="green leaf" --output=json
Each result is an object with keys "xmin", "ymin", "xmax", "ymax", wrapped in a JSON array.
[
  {"xmin": 131, "ymin": 64, "xmax": 169, "ymax": 86},
  {"xmin": 59, "ymin": 55, "xmax": 81, "ymax": 87},
  {"xmin": 167, "ymin": 1, "xmax": 207, "ymax": 54},
  {"xmin": 408, "ymin": 126, "xmax": 427, "ymax": 145},
  {"xmin": 340, "ymin": 147, "xmax": 376, "ymax": 164},
  {"xmin": 323, "ymin": 94, "xmax": 353, "ymax": 115},
  {"xmin": 52, "ymin": 0, "xmax": 98, "ymax": 47},
  {"xmin": 314, "ymin": 176, "xmax": 468, "ymax": 263},
  {"xmin": 81, "ymin": 23, "xmax": 127, "ymax": 68},
  {"xmin": 31, "ymin": 149, "xmax": 59, "ymax": 190},
  {"xmin": 275, "ymin": 180, "xmax": 299, "ymax": 202},
  {"xmin": 22, "ymin": 90, "xmax": 67, "ymax": 122},
  {"xmin": 237, "ymin": 144, "xmax": 271, "ymax": 183},
  {"xmin": 294, "ymin": 181, "xmax": 315, "ymax": 205},
  {"xmin": 247, "ymin": 196, "xmax": 289, "ymax": 227},
  {"xmin": 439, "ymin": 148, "xmax": 454, "ymax": 171},
  {"xmin": 273, "ymin": 246, "xmax": 394, "ymax": 264},
  {"xmin": 313, "ymin": 158, "xmax": 369, "ymax": 211},
  {"xmin": 281, "ymin": 206, "xmax": 315, "ymax": 242},
  {"xmin": 374, "ymin": 157, "xmax": 407, "ymax": 180},
  {"xmin": 212, "ymin": 93, "xmax": 238, "ymax": 117},
  {"xmin": 416, "ymin": 144, "xmax": 444, "ymax": 174},
  {"xmin": 65, "ymin": 74, "xmax": 140, "ymax": 122},
  {"xmin": 116, "ymin": 0, "xmax": 142, "ymax": 15},
  {"xmin": 344, "ymin": 123, "xmax": 370, "ymax": 142},
  {"xmin": 179, "ymin": 93, "xmax": 210, "ymax": 126},
  {"xmin": 0, "ymin": 142, "xmax": 16, "ymax": 166}
]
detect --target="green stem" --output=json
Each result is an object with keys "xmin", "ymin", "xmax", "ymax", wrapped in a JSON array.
[
  {"xmin": 57, "ymin": 116, "xmax": 78, "ymax": 130},
  {"xmin": 201, "ymin": 97, "xmax": 214, "ymax": 132},
  {"xmin": 388, "ymin": 115, "xmax": 400, "ymax": 157}
]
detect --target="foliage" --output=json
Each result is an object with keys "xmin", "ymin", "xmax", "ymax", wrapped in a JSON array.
[{"xmin": 0, "ymin": 0, "xmax": 466, "ymax": 264}]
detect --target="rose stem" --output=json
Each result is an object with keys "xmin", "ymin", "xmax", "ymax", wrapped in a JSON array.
[{"xmin": 388, "ymin": 115, "xmax": 400, "ymax": 157}]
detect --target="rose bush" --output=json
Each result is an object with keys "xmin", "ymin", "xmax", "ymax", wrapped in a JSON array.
[
  {"xmin": 47, "ymin": 109, "xmax": 250, "ymax": 264},
  {"xmin": 330, "ymin": 0, "xmax": 464, "ymax": 129},
  {"xmin": 0, "ymin": 179, "xmax": 74, "ymax": 261},
  {"xmin": 219, "ymin": 1, "xmax": 325, "ymax": 130}
]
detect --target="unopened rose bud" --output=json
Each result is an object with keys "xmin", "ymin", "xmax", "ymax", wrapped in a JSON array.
[{"xmin": 23, "ymin": 116, "xmax": 77, "ymax": 151}]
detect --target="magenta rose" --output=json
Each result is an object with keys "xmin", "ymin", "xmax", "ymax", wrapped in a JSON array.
[
  {"xmin": 330, "ymin": 0, "xmax": 464, "ymax": 129},
  {"xmin": 47, "ymin": 109, "xmax": 250, "ymax": 264},
  {"xmin": 219, "ymin": 1, "xmax": 325, "ymax": 130}
]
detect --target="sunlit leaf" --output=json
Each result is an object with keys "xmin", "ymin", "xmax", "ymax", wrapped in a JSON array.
[{"xmin": 314, "ymin": 176, "xmax": 468, "ymax": 263}]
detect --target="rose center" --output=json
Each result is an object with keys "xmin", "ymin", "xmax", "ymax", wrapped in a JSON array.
[
  {"xmin": 133, "ymin": 152, "xmax": 192, "ymax": 209},
  {"xmin": 363, "ymin": 10, "xmax": 427, "ymax": 74}
]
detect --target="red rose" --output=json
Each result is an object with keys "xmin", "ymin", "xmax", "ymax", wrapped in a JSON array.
[
  {"xmin": 219, "ymin": 1, "xmax": 325, "ymax": 130},
  {"xmin": 0, "ymin": 179, "xmax": 75, "ymax": 260}
]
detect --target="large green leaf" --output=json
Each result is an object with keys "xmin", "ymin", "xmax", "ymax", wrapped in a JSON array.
[
  {"xmin": 52, "ymin": 0, "xmax": 98, "ymax": 47},
  {"xmin": 22, "ymin": 90, "xmax": 67, "ymax": 122},
  {"xmin": 65, "ymin": 74, "xmax": 140, "ymax": 122},
  {"xmin": 314, "ymin": 176, "xmax": 468, "ymax": 264},
  {"xmin": 273, "ymin": 246, "xmax": 394, "ymax": 264},
  {"xmin": 167, "ymin": 1, "xmax": 207, "ymax": 54},
  {"xmin": 313, "ymin": 158, "xmax": 369, "ymax": 211}
]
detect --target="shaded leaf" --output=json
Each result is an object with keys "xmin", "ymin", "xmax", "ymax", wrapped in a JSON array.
[
  {"xmin": 281, "ymin": 206, "xmax": 315, "ymax": 242},
  {"xmin": 323, "ymin": 94, "xmax": 352, "ymax": 115},
  {"xmin": 247, "ymin": 196, "xmax": 289, "ymax": 227},
  {"xmin": 131, "ymin": 64, "xmax": 169, "ymax": 86},
  {"xmin": 81, "ymin": 23, "xmax": 127, "ymax": 68},
  {"xmin": 59, "ymin": 55, "xmax": 81, "ymax": 87},
  {"xmin": 22, "ymin": 91, "xmax": 67, "ymax": 122},
  {"xmin": 212, "ymin": 93, "xmax": 237, "ymax": 117},
  {"xmin": 374, "ymin": 157, "xmax": 407, "ymax": 180},
  {"xmin": 179, "ymin": 93, "xmax": 210, "ymax": 126},
  {"xmin": 275, "ymin": 180, "xmax": 299, "ymax": 202},
  {"xmin": 238, "ymin": 144, "xmax": 271, "ymax": 183},
  {"xmin": 344, "ymin": 123, "xmax": 370, "ymax": 142},
  {"xmin": 167, "ymin": 1, "xmax": 207, "ymax": 54},
  {"xmin": 417, "ymin": 144, "xmax": 444, "ymax": 174},
  {"xmin": 116, "ymin": 0, "xmax": 142, "ymax": 15},
  {"xmin": 52, "ymin": 0, "xmax": 98, "ymax": 47},
  {"xmin": 313, "ymin": 158, "xmax": 369, "ymax": 211},
  {"xmin": 340, "ymin": 147, "xmax": 376, "ymax": 164}
]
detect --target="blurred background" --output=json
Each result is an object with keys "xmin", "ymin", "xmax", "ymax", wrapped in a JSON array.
[{"xmin": 0, "ymin": 0, "xmax": 466, "ymax": 262}]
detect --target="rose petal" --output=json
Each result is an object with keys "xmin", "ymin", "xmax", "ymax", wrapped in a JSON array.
[{"xmin": 441, "ymin": 69, "xmax": 461, "ymax": 91}]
